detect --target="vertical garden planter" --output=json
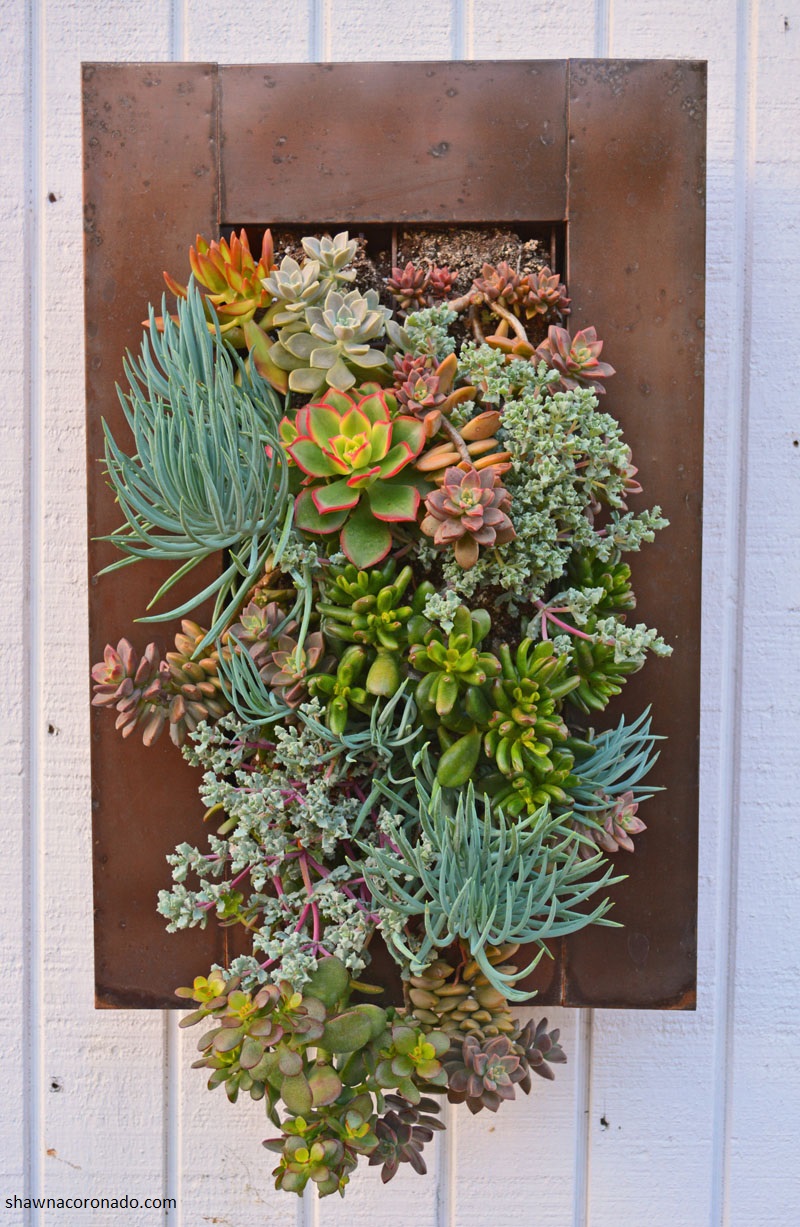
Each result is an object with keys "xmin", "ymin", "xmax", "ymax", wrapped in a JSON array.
[{"xmin": 84, "ymin": 59, "xmax": 705, "ymax": 1010}]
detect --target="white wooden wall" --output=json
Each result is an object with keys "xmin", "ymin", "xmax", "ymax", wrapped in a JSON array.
[{"xmin": 3, "ymin": 2, "xmax": 799, "ymax": 1224}]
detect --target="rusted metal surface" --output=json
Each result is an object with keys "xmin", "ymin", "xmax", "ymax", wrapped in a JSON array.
[
  {"xmin": 85, "ymin": 60, "xmax": 703, "ymax": 1010},
  {"xmin": 84, "ymin": 62, "xmax": 227, "ymax": 1008},
  {"xmin": 556, "ymin": 59, "xmax": 706, "ymax": 1008},
  {"xmin": 219, "ymin": 62, "xmax": 568, "ymax": 225}
]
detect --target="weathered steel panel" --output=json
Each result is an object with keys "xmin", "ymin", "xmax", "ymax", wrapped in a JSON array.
[
  {"xmin": 84, "ymin": 62, "xmax": 227, "ymax": 1007},
  {"xmin": 85, "ymin": 59, "xmax": 703, "ymax": 1010},
  {"xmin": 219, "ymin": 61, "xmax": 568, "ymax": 224},
  {"xmin": 558, "ymin": 59, "xmax": 706, "ymax": 1007}
]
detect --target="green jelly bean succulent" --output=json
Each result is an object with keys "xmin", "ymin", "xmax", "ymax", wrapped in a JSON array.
[
  {"xmin": 308, "ymin": 644, "xmax": 374, "ymax": 734},
  {"xmin": 484, "ymin": 639, "xmax": 579, "ymax": 778}
]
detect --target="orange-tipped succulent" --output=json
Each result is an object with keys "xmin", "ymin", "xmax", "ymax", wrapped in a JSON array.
[{"xmin": 164, "ymin": 228, "xmax": 275, "ymax": 331}]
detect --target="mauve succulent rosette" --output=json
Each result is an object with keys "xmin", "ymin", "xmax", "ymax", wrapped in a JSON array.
[
  {"xmin": 90, "ymin": 226, "xmax": 672, "ymax": 1201},
  {"xmin": 420, "ymin": 463, "xmax": 516, "ymax": 569}
]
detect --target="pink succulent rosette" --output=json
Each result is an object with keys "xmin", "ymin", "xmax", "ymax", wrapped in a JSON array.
[{"xmin": 420, "ymin": 464, "xmax": 516, "ymax": 569}]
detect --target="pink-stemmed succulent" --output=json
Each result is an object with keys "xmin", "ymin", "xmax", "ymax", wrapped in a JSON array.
[
  {"xmin": 395, "ymin": 352, "xmax": 476, "ymax": 438},
  {"xmin": 576, "ymin": 791, "xmax": 647, "ymax": 857},
  {"xmin": 420, "ymin": 464, "xmax": 516, "ymax": 569}
]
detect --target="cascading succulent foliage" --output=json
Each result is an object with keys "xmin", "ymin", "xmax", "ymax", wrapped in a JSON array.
[{"xmin": 91, "ymin": 227, "xmax": 672, "ymax": 1200}]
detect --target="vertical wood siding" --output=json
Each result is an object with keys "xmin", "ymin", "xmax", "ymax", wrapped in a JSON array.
[{"xmin": 6, "ymin": 1, "xmax": 799, "ymax": 1223}]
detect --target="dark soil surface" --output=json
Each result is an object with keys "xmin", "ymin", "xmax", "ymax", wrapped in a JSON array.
[{"xmin": 270, "ymin": 225, "xmax": 551, "ymax": 313}]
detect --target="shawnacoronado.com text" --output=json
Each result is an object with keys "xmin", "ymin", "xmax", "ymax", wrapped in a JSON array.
[{"xmin": 6, "ymin": 1196, "xmax": 176, "ymax": 1210}]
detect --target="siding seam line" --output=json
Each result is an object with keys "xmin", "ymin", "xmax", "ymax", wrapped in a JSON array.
[
  {"xmin": 308, "ymin": 0, "xmax": 321, "ymax": 63},
  {"xmin": 170, "ymin": 0, "xmax": 187, "ymax": 61},
  {"xmin": 709, "ymin": 3, "xmax": 759, "ymax": 1224},
  {"xmin": 436, "ymin": 1098, "xmax": 457, "ymax": 1227},
  {"xmin": 164, "ymin": 1013, "xmax": 182, "ymax": 1225},
  {"xmin": 572, "ymin": 1008, "xmax": 594, "ymax": 1227},
  {"xmin": 24, "ymin": 0, "xmax": 45, "ymax": 1219},
  {"xmin": 594, "ymin": 0, "xmax": 612, "ymax": 57}
]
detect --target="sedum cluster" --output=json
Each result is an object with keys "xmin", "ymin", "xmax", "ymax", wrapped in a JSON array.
[{"xmin": 91, "ymin": 227, "xmax": 672, "ymax": 1200}]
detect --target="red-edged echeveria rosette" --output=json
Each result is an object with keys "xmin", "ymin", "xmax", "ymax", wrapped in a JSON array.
[{"xmin": 91, "ymin": 228, "xmax": 670, "ymax": 1199}]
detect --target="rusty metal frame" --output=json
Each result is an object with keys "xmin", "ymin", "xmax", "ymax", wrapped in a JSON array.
[{"xmin": 84, "ymin": 60, "xmax": 705, "ymax": 1009}]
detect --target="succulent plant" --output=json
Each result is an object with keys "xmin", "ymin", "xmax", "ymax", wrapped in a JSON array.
[
  {"xmin": 319, "ymin": 561, "xmax": 416, "ymax": 649},
  {"xmin": 566, "ymin": 550, "xmax": 636, "ymax": 616},
  {"xmin": 386, "ymin": 261, "xmax": 431, "ymax": 311},
  {"xmin": 565, "ymin": 635, "xmax": 641, "ymax": 714},
  {"xmin": 225, "ymin": 600, "xmax": 287, "ymax": 671},
  {"xmin": 522, "ymin": 265, "xmax": 571, "ymax": 319},
  {"xmin": 420, "ymin": 464, "xmax": 516, "ymax": 569},
  {"xmin": 308, "ymin": 644, "xmax": 374, "ymax": 734},
  {"xmin": 317, "ymin": 563, "xmax": 435, "ymax": 699},
  {"xmin": 428, "ymin": 264, "xmax": 457, "ymax": 299},
  {"xmin": 270, "ymin": 1136, "xmax": 348, "ymax": 1196},
  {"xmin": 374, "ymin": 1022, "xmax": 450, "ymax": 1101},
  {"xmin": 394, "ymin": 352, "xmax": 476, "ymax": 438},
  {"xmin": 260, "ymin": 631, "xmax": 331, "ymax": 708},
  {"xmin": 165, "ymin": 620, "xmax": 229, "ymax": 743},
  {"xmin": 261, "ymin": 255, "xmax": 324, "ymax": 328},
  {"xmin": 180, "ymin": 957, "xmax": 387, "ymax": 1108},
  {"xmin": 271, "ymin": 288, "xmax": 392, "ymax": 394},
  {"xmin": 534, "ymin": 325, "xmax": 615, "ymax": 394},
  {"xmin": 408, "ymin": 603, "xmax": 499, "ymax": 739},
  {"xmin": 91, "ymin": 638, "xmax": 168, "ymax": 745},
  {"xmin": 369, "ymin": 1095, "xmax": 445, "ymax": 1183},
  {"xmin": 163, "ymin": 228, "xmax": 275, "ymax": 332},
  {"xmin": 102, "ymin": 287, "xmax": 289, "ymax": 648},
  {"xmin": 444, "ymin": 1034, "xmax": 527, "ymax": 1114},
  {"xmin": 363, "ymin": 777, "xmax": 621, "ymax": 1000},
  {"xmin": 471, "ymin": 261, "xmax": 526, "ymax": 311},
  {"xmin": 487, "ymin": 743, "xmax": 578, "ymax": 817},
  {"xmin": 284, "ymin": 388, "xmax": 426, "ymax": 568},
  {"xmin": 484, "ymin": 640, "xmax": 579, "ymax": 779},
  {"xmin": 301, "ymin": 230, "xmax": 359, "ymax": 286},
  {"xmin": 516, "ymin": 1017, "xmax": 567, "ymax": 1083},
  {"xmin": 91, "ymin": 621, "xmax": 229, "ymax": 747},
  {"xmin": 590, "ymin": 790, "xmax": 647, "ymax": 853},
  {"xmin": 405, "ymin": 948, "xmax": 519, "ymax": 1042},
  {"xmin": 392, "ymin": 351, "xmax": 432, "ymax": 387},
  {"xmin": 415, "ymin": 411, "xmax": 510, "ymax": 484}
]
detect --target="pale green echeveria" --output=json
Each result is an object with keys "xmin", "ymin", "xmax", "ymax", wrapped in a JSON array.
[
  {"xmin": 261, "ymin": 255, "xmax": 324, "ymax": 328},
  {"xmin": 301, "ymin": 230, "xmax": 358, "ymax": 284},
  {"xmin": 272, "ymin": 288, "xmax": 393, "ymax": 394}
]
